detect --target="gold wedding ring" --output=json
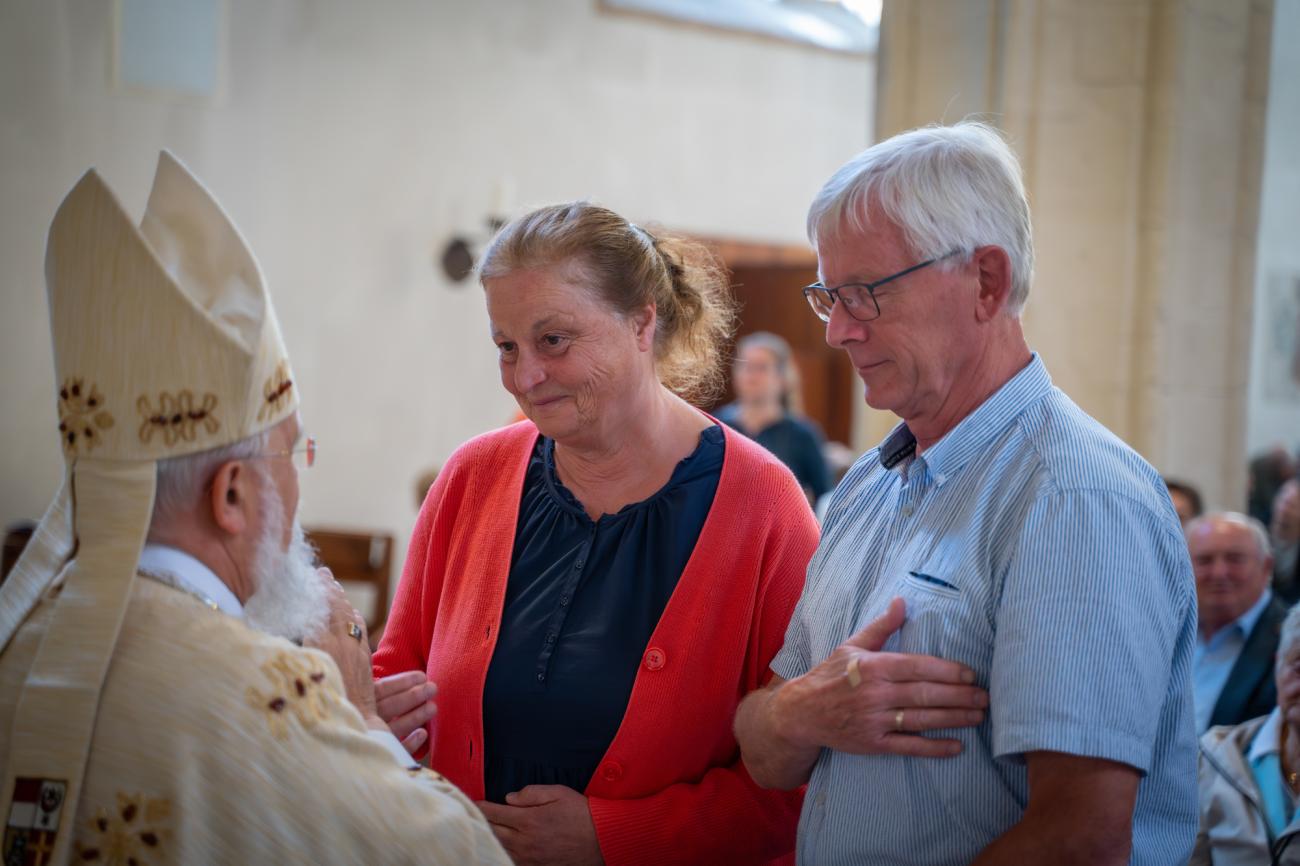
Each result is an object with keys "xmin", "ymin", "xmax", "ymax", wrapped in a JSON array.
[
  {"xmin": 347, "ymin": 622, "xmax": 364, "ymax": 642},
  {"xmin": 895, "ymin": 709, "xmax": 905, "ymax": 731},
  {"xmin": 846, "ymin": 656, "xmax": 862, "ymax": 688}
]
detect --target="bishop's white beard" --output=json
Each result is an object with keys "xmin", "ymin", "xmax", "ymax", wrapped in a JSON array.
[{"xmin": 242, "ymin": 484, "xmax": 329, "ymax": 642}]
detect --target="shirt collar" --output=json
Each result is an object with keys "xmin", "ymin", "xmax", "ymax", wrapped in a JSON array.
[
  {"xmin": 875, "ymin": 353, "xmax": 1053, "ymax": 485},
  {"xmin": 1249, "ymin": 706, "xmax": 1286, "ymax": 764},
  {"xmin": 137, "ymin": 544, "xmax": 244, "ymax": 618},
  {"xmin": 1237, "ymin": 588, "xmax": 1275, "ymax": 639}
]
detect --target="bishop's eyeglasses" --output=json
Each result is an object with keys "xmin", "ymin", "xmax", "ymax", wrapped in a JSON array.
[{"xmin": 250, "ymin": 436, "xmax": 317, "ymax": 470}]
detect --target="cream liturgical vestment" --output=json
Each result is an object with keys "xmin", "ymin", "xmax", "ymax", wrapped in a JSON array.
[{"xmin": 0, "ymin": 154, "xmax": 509, "ymax": 865}]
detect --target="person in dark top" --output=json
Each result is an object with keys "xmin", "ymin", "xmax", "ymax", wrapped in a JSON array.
[
  {"xmin": 373, "ymin": 203, "xmax": 819, "ymax": 866},
  {"xmin": 716, "ymin": 331, "xmax": 831, "ymax": 503}
]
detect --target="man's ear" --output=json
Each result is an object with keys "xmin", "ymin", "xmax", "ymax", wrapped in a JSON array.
[
  {"xmin": 632, "ymin": 303, "xmax": 657, "ymax": 352},
  {"xmin": 208, "ymin": 460, "xmax": 254, "ymax": 537},
  {"xmin": 971, "ymin": 245, "xmax": 1015, "ymax": 322}
]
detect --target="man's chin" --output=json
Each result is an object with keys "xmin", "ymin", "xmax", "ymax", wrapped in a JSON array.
[
  {"xmin": 861, "ymin": 387, "xmax": 900, "ymax": 414},
  {"xmin": 244, "ymin": 523, "xmax": 330, "ymax": 642}
]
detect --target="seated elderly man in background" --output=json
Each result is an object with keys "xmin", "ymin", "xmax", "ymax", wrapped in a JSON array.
[
  {"xmin": 1194, "ymin": 602, "xmax": 1300, "ymax": 864},
  {"xmin": 0, "ymin": 153, "xmax": 507, "ymax": 864},
  {"xmin": 1191, "ymin": 512, "xmax": 1288, "ymax": 733}
]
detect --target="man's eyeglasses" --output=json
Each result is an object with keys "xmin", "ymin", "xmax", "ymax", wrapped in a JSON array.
[
  {"xmin": 250, "ymin": 436, "xmax": 317, "ymax": 470},
  {"xmin": 802, "ymin": 250, "xmax": 963, "ymax": 323}
]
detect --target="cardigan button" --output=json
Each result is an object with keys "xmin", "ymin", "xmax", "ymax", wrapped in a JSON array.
[
  {"xmin": 643, "ymin": 647, "xmax": 666, "ymax": 671},
  {"xmin": 600, "ymin": 761, "xmax": 624, "ymax": 782}
]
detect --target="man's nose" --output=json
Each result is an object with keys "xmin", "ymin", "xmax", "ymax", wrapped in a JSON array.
[
  {"xmin": 825, "ymin": 300, "xmax": 867, "ymax": 349},
  {"xmin": 1204, "ymin": 556, "xmax": 1233, "ymax": 579}
]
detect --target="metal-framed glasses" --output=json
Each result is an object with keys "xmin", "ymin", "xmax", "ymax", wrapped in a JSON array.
[
  {"xmin": 250, "ymin": 436, "xmax": 317, "ymax": 470},
  {"xmin": 802, "ymin": 250, "xmax": 963, "ymax": 323}
]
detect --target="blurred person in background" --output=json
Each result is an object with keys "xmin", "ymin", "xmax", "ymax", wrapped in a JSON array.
[
  {"xmin": 1274, "ymin": 480, "xmax": 1300, "ymax": 603},
  {"xmin": 1250, "ymin": 446, "xmax": 1297, "ymax": 529},
  {"xmin": 717, "ymin": 331, "xmax": 831, "ymax": 505},
  {"xmin": 1190, "ymin": 512, "xmax": 1286, "ymax": 733},
  {"xmin": 1166, "ymin": 478, "xmax": 1205, "ymax": 527},
  {"xmin": 1193, "ymin": 602, "xmax": 1300, "ymax": 864}
]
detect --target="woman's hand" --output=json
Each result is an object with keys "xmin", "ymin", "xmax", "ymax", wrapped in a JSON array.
[
  {"xmin": 476, "ymin": 785, "xmax": 603, "ymax": 866},
  {"xmin": 374, "ymin": 671, "xmax": 437, "ymax": 754}
]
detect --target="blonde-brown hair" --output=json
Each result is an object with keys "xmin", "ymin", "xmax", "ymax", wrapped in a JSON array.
[{"xmin": 478, "ymin": 202, "xmax": 736, "ymax": 404}]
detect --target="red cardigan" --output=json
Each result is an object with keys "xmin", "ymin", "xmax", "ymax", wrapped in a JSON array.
[{"xmin": 374, "ymin": 421, "xmax": 817, "ymax": 865}]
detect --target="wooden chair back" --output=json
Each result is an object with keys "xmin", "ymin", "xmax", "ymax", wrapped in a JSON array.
[{"xmin": 305, "ymin": 527, "xmax": 394, "ymax": 638}]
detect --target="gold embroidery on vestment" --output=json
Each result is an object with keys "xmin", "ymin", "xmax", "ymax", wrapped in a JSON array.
[
  {"xmin": 58, "ymin": 378, "xmax": 115, "ymax": 455},
  {"xmin": 246, "ymin": 652, "xmax": 335, "ymax": 739},
  {"xmin": 74, "ymin": 791, "xmax": 171, "ymax": 864}
]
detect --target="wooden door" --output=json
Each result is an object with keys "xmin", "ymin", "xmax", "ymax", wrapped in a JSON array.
[{"xmin": 695, "ymin": 238, "xmax": 856, "ymax": 445}]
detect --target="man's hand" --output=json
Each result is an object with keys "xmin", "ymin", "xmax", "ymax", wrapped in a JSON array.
[
  {"xmin": 375, "ymin": 671, "xmax": 437, "ymax": 754},
  {"xmin": 774, "ymin": 597, "xmax": 987, "ymax": 756},
  {"xmin": 304, "ymin": 568, "xmax": 379, "ymax": 724},
  {"xmin": 738, "ymin": 597, "xmax": 987, "ymax": 789},
  {"xmin": 476, "ymin": 785, "xmax": 603, "ymax": 866}
]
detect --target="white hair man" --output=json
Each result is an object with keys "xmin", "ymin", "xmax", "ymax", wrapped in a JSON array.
[
  {"xmin": 735, "ymin": 122, "xmax": 1198, "ymax": 864},
  {"xmin": 0, "ymin": 153, "xmax": 509, "ymax": 864},
  {"xmin": 1188, "ymin": 512, "xmax": 1286, "ymax": 733},
  {"xmin": 1193, "ymin": 600, "xmax": 1300, "ymax": 863}
]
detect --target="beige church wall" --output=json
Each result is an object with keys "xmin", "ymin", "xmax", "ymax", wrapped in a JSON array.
[
  {"xmin": 1246, "ymin": 0, "xmax": 1300, "ymax": 460},
  {"xmin": 0, "ymin": 1, "xmax": 872, "ymax": 580},
  {"xmin": 862, "ymin": 0, "xmax": 1274, "ymax": 511}
]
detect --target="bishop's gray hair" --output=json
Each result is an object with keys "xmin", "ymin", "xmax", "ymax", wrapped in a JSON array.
[
  {"xmin": 807, "ymin": 121, "xmax": 1035, "ymax": 315},
  {"xmin": 150, "ymin": 430, "xmax": 271, "ymax": 532}
]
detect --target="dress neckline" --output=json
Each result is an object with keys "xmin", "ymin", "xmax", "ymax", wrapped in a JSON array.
[{"xmin": 540, "ymin": 425, "xmax": 723, "ymax": 523}]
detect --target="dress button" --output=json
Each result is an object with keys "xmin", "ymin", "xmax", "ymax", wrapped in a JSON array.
[
  {"xmin": 601, "ymin": 761, "xmax": 624, "ymax": 782},
  {"xmin": 546, "ymin": 632, "xmax": 556, "ymax": 644},
  {"xmin": 900, "ymin": 505, "xmax": 914, "ymax": 518},
  {"xmin": 536, "ymin": 672, "xmax": 546, "ymax": 683},
  {"xmin": 643, "ymin": 647, "xmax": 666, "ymax": 671},
  {"xmin": 575, "ymin": 559, "xmax": 584, "ymax": 570},
  {"xmin": 559, "ymin": 596, "xmax": 569, "ymax": 607}
]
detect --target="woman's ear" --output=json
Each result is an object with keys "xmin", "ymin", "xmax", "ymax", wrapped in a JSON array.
[{"xmin": 632, "ymin": 303, "xmax": 657, "ymax": 351}]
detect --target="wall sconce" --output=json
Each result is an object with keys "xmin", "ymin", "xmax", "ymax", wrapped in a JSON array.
[
  {"xmin": 440, "ymin": 216, "xmax": 505, "ymax": 283},
  {"xmin": 440, "ymin": 178, "xmax": 515, "ymax": 284}
]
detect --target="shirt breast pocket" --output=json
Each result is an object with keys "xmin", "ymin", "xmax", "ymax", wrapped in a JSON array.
[{"xmin": 895, "ymin": 567, "xmax": 993, "ymax": 676}]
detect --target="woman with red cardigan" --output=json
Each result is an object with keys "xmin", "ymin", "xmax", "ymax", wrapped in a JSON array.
[{"xmin": 373, "ymin": 202, "xmax": 818, "ymax": 866}]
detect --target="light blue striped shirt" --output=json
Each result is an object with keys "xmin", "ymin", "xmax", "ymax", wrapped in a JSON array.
[{"xmin": 772, "ymin": 355, "xmax": 1199, "ymax": 865}]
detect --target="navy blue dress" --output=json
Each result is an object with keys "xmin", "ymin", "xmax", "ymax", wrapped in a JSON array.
[
  {"xmin": 715, "ymin": 403, "xmax": 831, "ymax": 499},
  {"xmin": 480, "ymin": 425, "xmax": 724, "ymax": 803}
]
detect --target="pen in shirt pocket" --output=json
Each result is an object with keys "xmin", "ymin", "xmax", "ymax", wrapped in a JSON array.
[{"xmin": 908, "ymin": 571, "xmax": 959, "ymax": 592}]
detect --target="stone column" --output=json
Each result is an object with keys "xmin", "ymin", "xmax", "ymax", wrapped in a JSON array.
[{"xmin": 858, "ymin": 0, "xmax": 1273, "ymax": 509}]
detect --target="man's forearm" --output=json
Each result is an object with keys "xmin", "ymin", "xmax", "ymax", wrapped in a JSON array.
[
  {"xmin": 974, "ymin": 752, "xmax": 1137, "ymax": 866},
  {"xmin": 735, "ymin": 681, "xmax": 822, "ymax": 790},
  {"xmin": 973, "ymin": 812, "xmax": 1131, "ymax": 866}
]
